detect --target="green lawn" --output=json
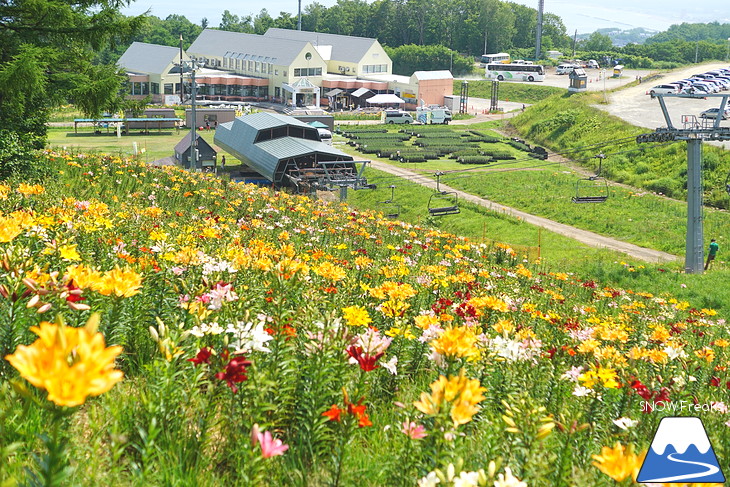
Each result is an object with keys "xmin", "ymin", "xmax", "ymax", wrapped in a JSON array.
[{"xmin": 46, "ymin": 126, "xmax": 239, "ymax": 166}]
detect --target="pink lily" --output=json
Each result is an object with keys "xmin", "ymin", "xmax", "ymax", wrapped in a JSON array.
[
  {"xmin": 255, "ymin": 429, "xmax": 289, "ymax": 458},
  {"xmin": 402, "ymin": 421, "xmax": 427, "ymax": 439}
]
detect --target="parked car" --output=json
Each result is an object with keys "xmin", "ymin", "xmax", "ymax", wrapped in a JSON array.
[
  {"xmin": 681, "ymin": 85, "xmax": 710, "ymax": 95},
  {"xmin": 691, "ymin": 81, "xmax": 719, "ymax": 93},
  {"xmin": 587, "ymin": 59, "xmax": 600, "ymax": 69},
  {"xmin": 556, "ymin": 63, "xmax": 580, "ymax": 75},
  {"xmin": 383, "ymin": 110, "xmax": 413, "ymax": 124},
  {"xmin": 648, "ymin": 84, "xmax": 679, "ymax": 97},
  {"xmin": 700, "ymin": 108, "xmax": 730, "ymax": 119}
]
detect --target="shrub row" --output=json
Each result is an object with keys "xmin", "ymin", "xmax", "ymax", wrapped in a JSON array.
[
  {"xmin": 469, "ymin": 130, "xmax": 501, "ymax": 143},
  {"xmin": 349, "ymin": 133, "xmax": 412, "ymax": 141},
  {"xmin": 457, "ymin": 156, "xmax": 493, "ymax": 165},
  {"xmin": 482, "ymin": 149, "xmax": 516, "ymax": 160}
]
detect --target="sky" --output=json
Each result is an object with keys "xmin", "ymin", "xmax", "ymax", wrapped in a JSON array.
[{"xmin": 122, "ymin": 0, "xmax": 730, "ymax": 36}]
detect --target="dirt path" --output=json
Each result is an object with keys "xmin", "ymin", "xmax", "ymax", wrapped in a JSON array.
[{"xmin": 368, "ymin": 160, "xmax": 679, "ymax": 263}]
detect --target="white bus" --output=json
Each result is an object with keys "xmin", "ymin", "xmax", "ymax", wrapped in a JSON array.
[
  {"xmin": 479, "ymin": 52, "xmax": 510, "ymax": 67},
  {"xmin": 485, "ymin": 63, "xmax": 545, "ymax": 82}
]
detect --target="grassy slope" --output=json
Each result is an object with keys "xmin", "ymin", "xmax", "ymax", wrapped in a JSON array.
[{"xmin": 46, "ymin": 107, "xmax": 730, "ymax": 313}]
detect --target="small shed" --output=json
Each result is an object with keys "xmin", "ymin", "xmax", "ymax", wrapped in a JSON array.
[
  {"xmin": 568, "ymin": 68, "xmax": 588, "ymax": 92},
  {"xmin": 174, "ymin": 132, "xmax": 217, "ymax": 169},
  {"xmin": 185, "ymin": 108, "xmax": 236, "ymax": 129}
]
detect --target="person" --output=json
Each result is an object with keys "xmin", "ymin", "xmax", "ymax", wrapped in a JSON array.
[
  {"xmin": 221, "ymin": 155, "xmax": 226, "ymax": 168},
  {"xmin": 705, "ymin": 238, "xmax": 719, "ymax": 270}
]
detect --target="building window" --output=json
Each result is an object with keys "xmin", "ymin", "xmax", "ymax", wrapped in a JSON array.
[
  {"xmin": 275, "ymin": 69, "xmax": 279, "ymax": 76},
  {"xmin": 164, "ymin": 83, "xmax": 173, "ymax": 94},
  {"xmin": 151, "ymin": 82, "xmax": 159, "ymax": 94},
  {"xmin": 255, "ymin": 61, "xmax": 260, "ymax": 72},
  {"xmin": 275, "ymin": 87, "xmax": 280, "ymax": 97},
  {"xmin": 362, "ymin": 64, "xmax": 387, "ymax": 74},
  {"xmin": 293, "ymin": 67, "xmax": 322, "ymax": 77}
]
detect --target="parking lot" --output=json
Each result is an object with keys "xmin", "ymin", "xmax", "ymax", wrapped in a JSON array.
[
  {"xmin": 593, "ymin": 62, "xmax": 730, "ymax": 149},
  {"xmin": 465, "ymin": 62, "xmax": 730, "ymax": 148}
]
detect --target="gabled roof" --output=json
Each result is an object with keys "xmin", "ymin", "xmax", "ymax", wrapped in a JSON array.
[
  {"xmin": 188, "ymin": 29, "xmax": 312, "ymax": 66},
  {"xmin": 174, "ymin": 132, "xmax": 214, "ymax": 154},
  {"xmin": 117, "ymin": 42, "xmax": 182, "ymax": 75},
  {"xmin": 264, "ymin": 28, "xmax": 380, "ymax": 64}
]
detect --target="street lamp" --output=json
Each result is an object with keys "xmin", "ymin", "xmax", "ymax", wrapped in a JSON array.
[{"xmin": 180, "ymin": 59, "xmax": 204, "ymax": 171}]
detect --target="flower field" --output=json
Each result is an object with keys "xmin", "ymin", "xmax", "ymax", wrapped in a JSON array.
[{"xmin": 2, "ymin": 150, "xmax": 730, "ymax": 486}]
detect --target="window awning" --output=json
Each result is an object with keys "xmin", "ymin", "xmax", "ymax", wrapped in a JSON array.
[
  {"xmin": 351, "ymin": 87, "xmax": 373, "ymax": 97},
  {"xmin": 325, "ymin": 88, "xmax": 344, "ymax": 97}
]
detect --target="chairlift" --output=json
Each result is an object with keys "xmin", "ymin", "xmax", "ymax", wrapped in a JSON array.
[
  {"xmin": 572, "ymin": 154, "xmax": 609, "ymax": 203},
  {"xmin": 381, "ymin": 185, "xmax": 402, "ymax": 219},
  {"xmin": 428, "ymin": 172, "xmax": 460, "ymax": 216}
]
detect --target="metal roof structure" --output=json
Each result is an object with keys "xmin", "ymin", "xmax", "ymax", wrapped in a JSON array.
[
  {"xmin": 117, "ymin": 42, "xmax": 183, "ymax": 75},
  {"xmin": 188, "ymin": 29, "xmax": 312, "ymax": 67},
  {"xmin": 264, "ymin": 28, "xmax": 380, "ymax": 65},
  {"xmin": 351, "ymin": 87, "xmax": 373, "ymax": 97},
  {"xmin": 367, "ymin": 94, "xmax": 405, "ymax": 105},
  {"xmin": 214, "ymin": 112, "xmax": 368, "ymax": 191},
  {"xmin": 412, "ymin": 70, "xmax": 453, "ymax": 81}
]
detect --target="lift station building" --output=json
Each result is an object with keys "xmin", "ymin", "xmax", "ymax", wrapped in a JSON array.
[{"xmin": 214, "ymin": 112, "xmax": 367, "ymax": 192}]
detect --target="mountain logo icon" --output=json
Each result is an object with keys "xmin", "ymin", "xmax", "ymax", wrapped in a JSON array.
[{"xmin": 637, "ymin": 416, "xmax": 725, "ymax": 483}]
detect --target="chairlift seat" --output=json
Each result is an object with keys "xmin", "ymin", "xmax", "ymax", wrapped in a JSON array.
[
  {"xmin": 428, "ymin": 175, "xmax": 460, "ymax": 216},
  {"xmin": 572, "ymin": 195, "xmax": 608, "ymax": 203},
  {"xmin": 429, "ymin": 205, "xmax": 460, "ymax": 216},
  {"xmin": 572, "ymin": 175, "xmax": 608, "ymax": 204}
]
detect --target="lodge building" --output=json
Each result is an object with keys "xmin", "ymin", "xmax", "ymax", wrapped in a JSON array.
[{"xmin": 117, "ymin": 28, "xmax": 452, "ymax": 110}]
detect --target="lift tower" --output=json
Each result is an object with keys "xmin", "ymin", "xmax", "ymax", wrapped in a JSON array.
[{"xmin": 637, "ymin": 93, "xmax": 730, "ymax": 274}]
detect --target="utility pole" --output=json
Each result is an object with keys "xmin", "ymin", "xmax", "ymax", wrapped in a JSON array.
[
  {"xmin": 637, "ymin": 93, "xmax": 730, "ymax": 273},
  {"xmin": 179, "ymin": 35, "xmax": 184, "ymax": 103},
  {"xmin": 572, "ymin": 30, "xmax": 577, "ymax": 58},
  {"xmin": 189, "ymin": 64, "xmax": 198, "ymax": 171},
  {"xmin": 535, "ymin": 0, "xmax": 544, "ymax": 62},
  {"xmin": 298, "ymin": 0, "xmax": 302, "ymax": 30}
]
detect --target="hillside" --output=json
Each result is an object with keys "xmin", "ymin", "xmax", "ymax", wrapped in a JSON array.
[{"xmin": 2, "ymin": 151, "xmax": 730, "ymax": 485}]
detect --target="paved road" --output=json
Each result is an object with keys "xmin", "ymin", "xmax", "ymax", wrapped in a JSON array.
[{"xmin": 367, "ymin": 160, "xmax": 679, "ymax": 263}]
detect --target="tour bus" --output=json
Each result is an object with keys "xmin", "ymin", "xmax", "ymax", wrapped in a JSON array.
[
  {"xmin": 485, "ymin": 63, "xmax": 545, "ymax": 82},
  {"xmin": 479, "ymin": 52, "xmax": 510, "ymax": 67}
]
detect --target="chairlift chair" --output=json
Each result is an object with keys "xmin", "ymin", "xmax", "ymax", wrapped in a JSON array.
[
  {"xmin": 572, "ymin": 154, "xmax": 609, "ymax": 203},
  {"xmin": 428, "ymin": 172, "xmax": 460, "ymax": 216},
  {"xmin": 381, "ymin": 185, "xmax": 402, "ymax": 219}
]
